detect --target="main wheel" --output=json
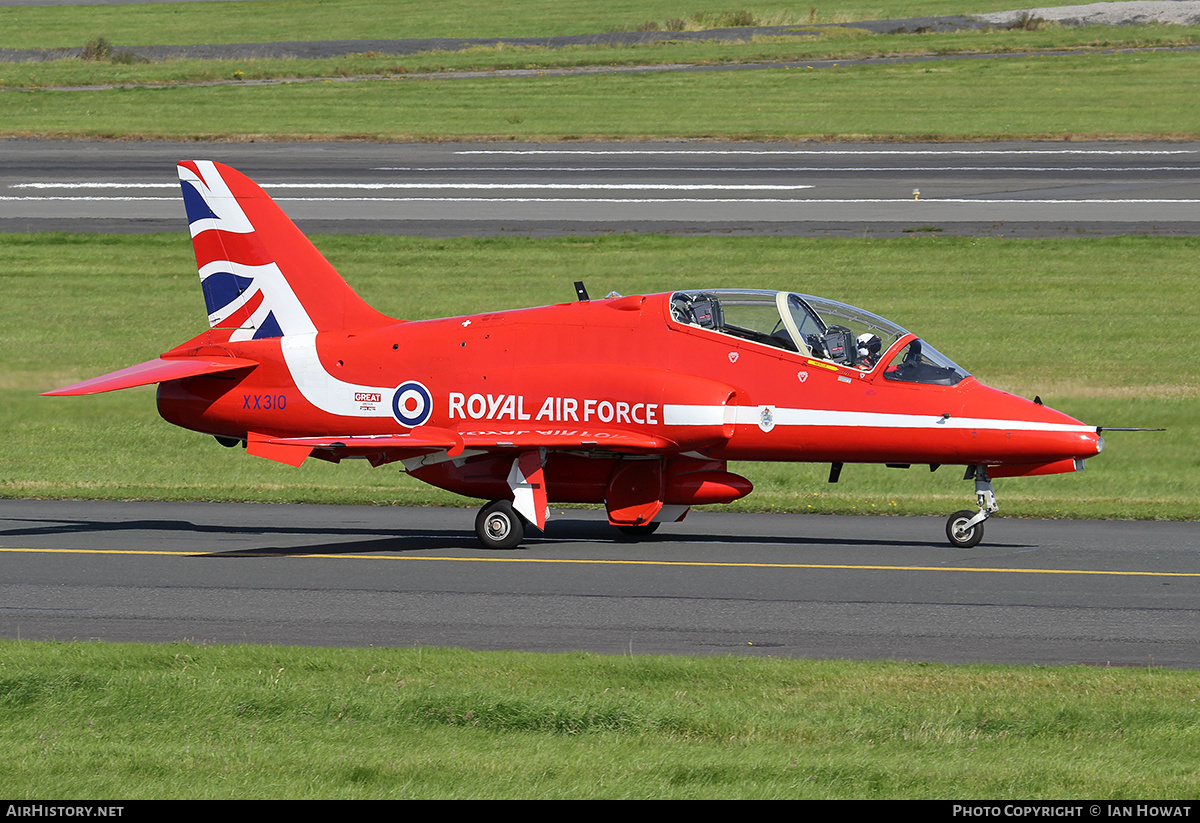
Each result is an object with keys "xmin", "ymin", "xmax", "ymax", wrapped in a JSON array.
[
  {"xmin": 945, "ymin": 510, "xmax": 984, "ymax": 548},
  {"xmin": 475, "ymin": 500, "xmax": 525, "ymax": 550},
  {"xmin": 616, "ymin": 522, "xmax": 660, "ymax": 538}
]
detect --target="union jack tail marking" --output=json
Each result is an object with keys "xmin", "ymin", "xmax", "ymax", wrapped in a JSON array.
[{"xmin": 178, "ymin": 161, "xmax": 390, "ymax": 342}]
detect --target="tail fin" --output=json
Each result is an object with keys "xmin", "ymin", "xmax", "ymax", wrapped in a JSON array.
[{"xmin": 178, "ymin": 161, "xmax": 390, "ymax": 342}]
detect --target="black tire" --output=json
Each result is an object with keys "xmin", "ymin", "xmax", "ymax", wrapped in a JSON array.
[
  {"xmin": 475, "ymin": 500, "xmax": 525, "ymax": 550},
  {"xmin": 946, "ymin": 510, "xmax": 984, "ymax": 548},
  {"xmin": 616, "ymin": 522, "xmax": 660, "ymax": 538}
]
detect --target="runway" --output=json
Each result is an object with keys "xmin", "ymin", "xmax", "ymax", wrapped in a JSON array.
[
  {"xmin": 3, "ymin": 499, "xmax": 1199, "ymax": 667},
  {"xmin": 3, "ymin": 138, "xmax": 1199, "ymax": 237}
]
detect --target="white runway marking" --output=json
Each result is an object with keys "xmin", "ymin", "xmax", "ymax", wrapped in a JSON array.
[
  {"xmin": 10, "ymin": 183, "xmax": 180, "ymax": 189},
  {"xmin": 11, "ymin": 182, "xmax": 814, "ymax": 191},
  {"xmin": 0, "ymin": 195, "xmax": 178, "ymax": 202},
  {"xmin": 374, "ymin": 165, "xmax": 1200, "ymax": 173},
  {"xmin": 270, "ymin": 197, "xmax": 1200, "ymax": 204},
  {"xmin": 6, "ymin": 195, "xmax": 1200, "ymax": 204}
]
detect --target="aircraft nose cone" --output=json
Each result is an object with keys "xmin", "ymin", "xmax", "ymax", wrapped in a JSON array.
[{"xmin": 960, "ymin": 383, "xmax": 1101, "ymax": 464}]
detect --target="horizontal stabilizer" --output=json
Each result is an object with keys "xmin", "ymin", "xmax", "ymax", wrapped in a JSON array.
[{"xmin": 43, "ymin": 356, "xmax": 259, "ymax": 396}]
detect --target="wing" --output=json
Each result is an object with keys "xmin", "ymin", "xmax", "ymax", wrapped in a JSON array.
[
  {"xmin": 246, "ymin": 425, "xmax": 670, "ymax": 467},
  {"xmin": 245, "ymin": 426, "xmax": 677, "ymax": 529}
]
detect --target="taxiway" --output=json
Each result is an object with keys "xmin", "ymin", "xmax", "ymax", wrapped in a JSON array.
[
  {"xmin": 3, "ymin": 138, "xmax": 1199, "ymax": 237},
  {"xmin": 3, "ymin": 499, "xmax": 1199, "ymax": 667}
]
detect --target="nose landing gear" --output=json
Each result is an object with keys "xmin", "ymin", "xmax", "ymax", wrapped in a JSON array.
[{"xmin": 946, "ymin": 467, "xmax": 997, "ymax": 548}]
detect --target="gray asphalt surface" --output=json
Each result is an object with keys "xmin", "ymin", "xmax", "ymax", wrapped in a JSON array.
[
  {"xmin": 4, "ymin": 138, "xmax": 1198, "ymax": 237},
  {"xmin": 4, "ymin": 499, "xmax": 1199, "ymax": 666}
]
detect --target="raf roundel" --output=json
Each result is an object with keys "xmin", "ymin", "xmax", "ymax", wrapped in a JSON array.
[{"xmin": 392, "ymin": 381, "xmax": 433, "ymax": 428}]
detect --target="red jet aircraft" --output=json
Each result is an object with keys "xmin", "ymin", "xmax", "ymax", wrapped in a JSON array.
[{"xmin": 46, "ymin": 161, "xmax": 1107, "ymax": 549}]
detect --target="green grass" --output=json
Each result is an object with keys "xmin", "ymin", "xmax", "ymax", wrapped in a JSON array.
[
  {"xmin": 0, "ymin": 0, "xmax": 1031, "ymax": 49},
  {"xmin": 3, "ymin": 639, "xmax": 1199, "ymax": 798},
  {"xmin": 5, "ymin": 0, "xmax": 1200, "ymax": 142},
  {"xmin": 6, "ymin": 49, "xmax": 1200, "ymax": 141},
  {"xmin": 3, "ymin": 233, "xmax": 1194, "ymax": 518},
  {"xmin": 10, "ymin": 24, "xmax": 1200, "ymax": 91}
]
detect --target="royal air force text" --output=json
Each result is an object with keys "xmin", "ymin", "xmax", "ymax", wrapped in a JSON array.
[{"xmin": 447, "ymin": 393, "xmax": 659, "ymax": 425}]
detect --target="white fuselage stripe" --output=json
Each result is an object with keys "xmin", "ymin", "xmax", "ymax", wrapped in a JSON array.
[
  {"xmin": 663, "ymin": 404, "xmax": 1093, "ymax": 434},
  {"xmin": 280, "ymin": 334, "xmax": 394, "ymax": 419}
]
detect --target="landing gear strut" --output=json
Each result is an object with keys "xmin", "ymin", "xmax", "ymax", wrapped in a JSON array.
[
  {"xmin": 945, "ymin": 467, "xmax": 997, "ymax": 548},
  {"xmin": 475, "ymin": 500, "xmax": 525, "ymax": 550}
]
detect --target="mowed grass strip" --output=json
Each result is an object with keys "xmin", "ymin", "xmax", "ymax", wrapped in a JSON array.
[
  {"xmin": 3, "ymin": 233, "xmax": 1194, "ymax": 517},
  {"xmin": 0, "ymin": 0, "xmax": 1026, "ymax": 49},
  {"xmin": 5, "ymin": 49, "xmax": 1198, "ymax": 141},
  {"xmin": 10, "ymin": 25, "xmax": 1200, "ymax": 91},
  {"xmin": 3, "ymin": 640, "xmax": 1200, "ymax": 799}
]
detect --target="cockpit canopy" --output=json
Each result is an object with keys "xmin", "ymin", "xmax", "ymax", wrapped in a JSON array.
[{"xmin": 669, "ymin": 289, "xmax": 969, "ymax": 386}]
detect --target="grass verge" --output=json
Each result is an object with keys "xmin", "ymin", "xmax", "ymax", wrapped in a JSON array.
[
  {"xmin": 5, "ymin": 48, "xmax": 1199, "ymax": 142},
  {"xmin": 3, "ymin": 233, "xmax": 1194, "ymax": 519},
  {"xmin": 0, "ymin": 1, "xmax": 1032, "ymax": 49},
  {"xmin": 8, "ymin": 25, "xmax": 1200, "ymax": 91},
  {"xmin": 3, "ymin": 639, "xmax": 1199, "ymax": 798}
]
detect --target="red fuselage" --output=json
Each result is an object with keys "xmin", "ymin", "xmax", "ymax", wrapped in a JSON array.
[{"xmin": 156, "ymin": 291, "xmax": 1101, "ymax": 505}]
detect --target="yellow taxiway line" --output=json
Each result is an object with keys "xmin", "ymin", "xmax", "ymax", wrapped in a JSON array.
[{"xmin": 2, "ymin": 546, "xmax": 1198, "ymax": 578}]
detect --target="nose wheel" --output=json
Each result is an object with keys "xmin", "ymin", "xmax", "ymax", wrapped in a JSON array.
[
  {"xmin": 945, "ymin": 467, "xmax": 997, "ymax": 548},
  {"xmin": 946, "ymin": 510, "xmax": 985, "ymax": 548}
]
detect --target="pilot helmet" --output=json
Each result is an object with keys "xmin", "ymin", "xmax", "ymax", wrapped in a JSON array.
[{"xmin": 856, "ymin": 332, "xmax": 882, "ymax": 361}]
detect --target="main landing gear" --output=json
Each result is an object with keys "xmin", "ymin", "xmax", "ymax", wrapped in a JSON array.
[
  {"xmin": 475, "ymin": 500, "xmax": 525, "ymax": 550},
  {"xmin": 945, "ymin": 466, "xmax": 998, "ymax": 548},
  {"xmin": 473, "ymin": 452, "xmax": 546, "ymax": 550},
  {"xmin": 472, "ymin": 500, "xmax": 665, "ymax": 549}
]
